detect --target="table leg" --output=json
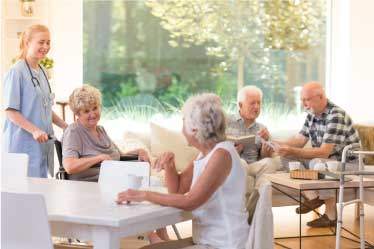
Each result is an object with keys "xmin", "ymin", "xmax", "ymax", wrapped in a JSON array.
[
  {"xmin": 299, "ymin": 189, "xmax": 302, "ymax": 249},
  {"xmin": 92, "ymin": 227, "xmax": 120, "ymax": 249}
]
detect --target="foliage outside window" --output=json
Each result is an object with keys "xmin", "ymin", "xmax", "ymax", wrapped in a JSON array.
[{"xmin": 83, "ymin": 0, "xmax": 327, "ymax": 127}]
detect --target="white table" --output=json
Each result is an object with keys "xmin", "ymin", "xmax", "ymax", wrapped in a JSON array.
[{"xmin": 1, "ymin": 177, "xmax": 191, "ymax": 249}]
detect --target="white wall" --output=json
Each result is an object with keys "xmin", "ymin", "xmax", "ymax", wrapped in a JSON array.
[
  {"xmin": 349, "ymin": 0, "xmax": 374, "ymax": 123},
  {"xmin": 49, "ymin": 0, "xmax": 83, "ymax": 103},
  {"xmin": 329, "ymin": 0, "xmax": 374, "ymax": 124}
]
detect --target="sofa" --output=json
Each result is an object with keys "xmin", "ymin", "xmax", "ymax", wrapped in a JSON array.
[
  {"xmin": 354, "ymin": 124, "xmax": 374, "ymax": 205},
  {"xmin": 107, "ymin": 119, "xmax": 374, "ymax": 207}
]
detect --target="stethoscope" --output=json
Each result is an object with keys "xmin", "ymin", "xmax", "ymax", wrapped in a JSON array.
[
  {"xmin": 25, "ymin": 59, "xmax": 55, "ymax": 108},
  {"xmin": 25, "ymin": 59, "xmax": 52, "ymax": 93}
]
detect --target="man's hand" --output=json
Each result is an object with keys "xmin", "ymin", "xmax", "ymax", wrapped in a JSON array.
[
  {"xmin": 261, "ymin": 143, "xmax": 274, "ymax": 157},
  {"xmin": 235, "ymin": 143, "xmax": 244, "ymax": 154},
  {"xmin": 275, "ymin": 144, "xmax": 292, "ymax": 157},
  {"xmin": 257, "ymin": 128, "xmax": 270, "ymax": 141}
]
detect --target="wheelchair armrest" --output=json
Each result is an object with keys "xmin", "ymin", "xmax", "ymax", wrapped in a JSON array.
[{"xmin": 120, "ymin": 155, "xmax": 139, "ymax": 161}]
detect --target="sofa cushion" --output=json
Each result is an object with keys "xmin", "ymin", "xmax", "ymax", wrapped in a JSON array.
[
  {"xmin": 150, "ymin": 122, "xmax": 199, "ymax": 172},
  {"xmin": 354, "ymin": 124, "xmax": 374, "ymax": 165}
]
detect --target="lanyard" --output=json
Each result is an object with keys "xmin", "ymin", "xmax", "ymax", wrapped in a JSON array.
[{"xmin": 25, "ymin": 59, "xmax": 52, "ymax": 93}]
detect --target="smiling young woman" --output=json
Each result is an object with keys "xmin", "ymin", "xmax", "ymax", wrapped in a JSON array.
[{"xmin": 3, "ymin": 24, "xmax": 67, "ymax": 178}]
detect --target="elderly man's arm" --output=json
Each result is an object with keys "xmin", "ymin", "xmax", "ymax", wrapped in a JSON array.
[
  {"xmin": 275, "ymin": 134, "xmax": 309, "ymax": 148},
  {"xmin": 277, "ymin": 143, "xmax": 335, "ymax": 159},
  {"xmin": 118, "ymin": 148, "xmax": 232, "ymax": 211}
]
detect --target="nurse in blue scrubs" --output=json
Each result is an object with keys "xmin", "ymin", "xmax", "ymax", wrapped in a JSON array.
[{"xmin": 3, "ymin": 24, "xmax": 67, "ymax": 177}]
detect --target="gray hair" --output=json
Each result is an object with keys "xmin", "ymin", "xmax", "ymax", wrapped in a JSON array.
[
  {"xmin": 237, "ymin": 85, "xmax": 263, "ymax": 106},
  {"xmin": 182, "ymin": 93, "xmax": 226, "ymax": 144},
  {"xmin": 69, "ymin": 85, "xmax": 102, "ymax": 115}
]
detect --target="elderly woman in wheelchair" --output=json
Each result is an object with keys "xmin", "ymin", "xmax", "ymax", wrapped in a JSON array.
[{"xmin": 61, "ymin": 85, "xmax": 149, "ymax": 182}]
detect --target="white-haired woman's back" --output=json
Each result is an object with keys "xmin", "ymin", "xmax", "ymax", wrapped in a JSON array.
[{"xmin": 117, "ymin": 93, "xmax": 250, "ymax": 249}]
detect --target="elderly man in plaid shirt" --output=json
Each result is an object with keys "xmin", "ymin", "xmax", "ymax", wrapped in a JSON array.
[{"xmin": 271, "ymin": 82, "xmax": 360, "ymax": 227}]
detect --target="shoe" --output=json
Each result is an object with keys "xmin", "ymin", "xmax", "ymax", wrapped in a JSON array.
[
  {"xmin": 296, "ymin": 197, "xmax": 324, "ymax": 214},
  {"xmin": 306, "ymin": 214, "xmax": 337, "ymax": 228}
]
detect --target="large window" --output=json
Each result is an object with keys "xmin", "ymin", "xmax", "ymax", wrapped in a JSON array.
[{"xmin": 83, "ymin": 0, "xmax": 327, "ymax": 124}]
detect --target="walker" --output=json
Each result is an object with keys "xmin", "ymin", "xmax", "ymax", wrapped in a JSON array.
[{"xmin": 335, "ymin": 143, "xmax": 374, "ymax": 249}]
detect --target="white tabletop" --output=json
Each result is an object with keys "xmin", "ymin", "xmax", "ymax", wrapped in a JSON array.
[{"xmin": 1, "ymin": 177, "xmax": 188, "ymax": 227}]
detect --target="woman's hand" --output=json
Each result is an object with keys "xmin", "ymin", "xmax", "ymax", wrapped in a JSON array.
[
  {"xmin": 153, "ymin": 152, "xmax": 176, "ymax": 172},
  {"xmin": 137, "ymin": 149, "xmax": 150, "ymax": 162},
  {"xmin": 98, "ymin": 154, "xmax": 112, "ymax": 162},
  {"xmin": 116, "ymin": 189, "xmax": 147, "ymax": 204},
  {"xmin": 32, "ymin": 129, "xmax": 49, "ymax": 143}
]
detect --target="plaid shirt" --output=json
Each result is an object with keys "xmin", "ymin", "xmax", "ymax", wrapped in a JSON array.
[
  {"xmin": 299, "ymin": 100, "xmax": 360, "ymax": 160},
  {"xmin": 227, "ymin": 114, "xmax": 266, "ymax": 164}
]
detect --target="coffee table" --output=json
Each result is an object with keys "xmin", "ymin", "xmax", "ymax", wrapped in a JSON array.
[{"xmin": 266, "ymin": 173, "xmax": 374, "ymax": 249}]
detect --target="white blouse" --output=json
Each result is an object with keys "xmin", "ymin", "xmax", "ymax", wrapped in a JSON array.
[{"xmin": 191, "ymin": 141, "xmax": 250, "ymax": 249}]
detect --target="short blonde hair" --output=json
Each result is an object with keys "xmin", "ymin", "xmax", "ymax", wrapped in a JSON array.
[
  {"xmin": 237, "ymin": 85, "xmax": 263, "ymax": 107},
  {"xmin": 17, "ymin": 24, "xmax": 50, "ymax": 60},
  {"xmin": 69, "ymin": 85, "xmax": 102, "ymax": 115},
  {"xmin": 182, "ymin": 93, "xmax": 226, "ymax": 144}
]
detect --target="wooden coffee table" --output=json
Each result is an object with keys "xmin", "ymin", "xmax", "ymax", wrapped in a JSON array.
[{"xmin": 266, "ymin": 173, "xmax": 374, "ymax": 249}]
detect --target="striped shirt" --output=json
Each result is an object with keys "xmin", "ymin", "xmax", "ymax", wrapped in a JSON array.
[
  {"xmin": 299, "ymin": 100, "xmax": 360, "ymax": 160},
  {"xmin": 227, "ymin": 114, "xmax": 266, "ymax": 164}
]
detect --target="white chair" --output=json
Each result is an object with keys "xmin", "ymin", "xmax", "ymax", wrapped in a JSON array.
[
  {"xmin": 1, "ymin": 192, "xmax": 53, "ymax": 249},
  {"xmin": 99, "ymin": 160, "xmax": 182, "ymax": 240},
  {"xmin": 1, "ymin": 152, "xmax": 29, "ymax": 178},
  {"xmin": 99, "ymin": 160, "xmax": 151, "ymax": 191}
]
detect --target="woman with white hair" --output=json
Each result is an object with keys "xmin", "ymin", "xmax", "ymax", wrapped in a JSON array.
[
  {"xmin": 62, "ymin": 85, "xmax": 149, "ymax": 182},
  {"xmin": 117, "ymin": 93, "xmax": 250, "ymax": 249}
]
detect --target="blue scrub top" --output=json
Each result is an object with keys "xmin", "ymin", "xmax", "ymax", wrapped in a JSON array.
[{"xmin": 3, "ymin": 60, "xmax": 54, "ymax": 178}]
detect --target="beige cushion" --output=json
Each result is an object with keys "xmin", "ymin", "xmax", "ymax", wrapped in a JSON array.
[
  {"xmin": 150, "ymin": 122, "xmax": 199, "ymax": 172},
  {"xmin": 115, "ymin": 138, "xmax": 148, "ymax": 154},
  {"xmin": 123, "ymin": 130, "xmax": 151, "ymax": 151},
  {"xmin": 354, "ymin": 124, "xmax": 374, "ymax": 164}
]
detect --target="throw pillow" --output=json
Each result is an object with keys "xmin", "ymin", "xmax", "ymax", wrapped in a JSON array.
[{"xmin": 150, "ymin": 122, "xmax": 199, "ymax": 172}]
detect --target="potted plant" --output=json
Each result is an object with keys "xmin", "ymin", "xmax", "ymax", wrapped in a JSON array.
[
  {"xmin": 40, "ymin": 57, "xmax": 54, "ymax": 79},
  {"xmin": 20, "ymin": 0, "xmax": 35, "ymax": 17}
]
